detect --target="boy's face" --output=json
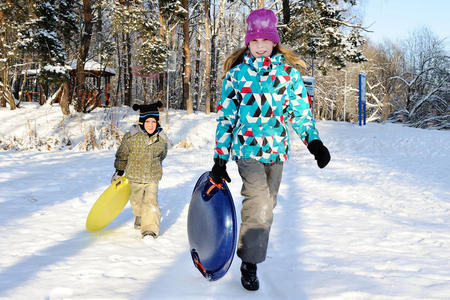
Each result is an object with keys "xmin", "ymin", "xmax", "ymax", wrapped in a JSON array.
[
  {"xmin": 144, "ymin": 118, "xmax": 158, "ymax": 134},
  {"xmin": 248, "ymin": 39, "xmax": 276, "ymax": 58}
]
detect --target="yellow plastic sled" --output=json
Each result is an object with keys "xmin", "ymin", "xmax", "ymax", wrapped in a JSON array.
[{"xmin": 86, "ymin": 177, "xmax": 131, "ymax": 232}]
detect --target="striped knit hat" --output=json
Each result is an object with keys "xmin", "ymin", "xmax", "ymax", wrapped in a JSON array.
[{"xmin": 132, "ymin": 101, "xmax": 163, "ymax": 128}]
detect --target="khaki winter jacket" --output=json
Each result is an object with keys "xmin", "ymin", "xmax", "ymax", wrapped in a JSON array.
[{"xmin": 114, "ymin": 126, "xmax": 168, "ymax": 183}]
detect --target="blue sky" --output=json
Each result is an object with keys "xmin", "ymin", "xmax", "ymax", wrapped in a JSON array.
[{"xmin": 361, "ymin": 0, "xmax": 449, "ymax": 49}]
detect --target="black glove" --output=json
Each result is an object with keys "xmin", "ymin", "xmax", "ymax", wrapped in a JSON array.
[
  {"xmin": 307, "ymin": 140, "xmax": 331, "ymax": 169},
  {"xmin": 111, "ymin": 169, "xmax": 124, "ymax": 183},
  {"xmin": 210, "ymin": 157, "xmax": 231, "ymax": 184}
]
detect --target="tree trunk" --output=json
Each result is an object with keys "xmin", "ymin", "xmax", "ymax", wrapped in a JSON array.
[
  {"xmin": 282, "ymin": 0, "xmax": 290, "ymax": 34},
  {"xmin": 19, "ymin": 66, "xmax": 28, "ymax": 104},
  {"xmin": 258, "ymin": 0, "xmax": 264, "ymax": 9},
  {"xmin": 60, "ymin": 81, "xmax": 70, "ymax": 115},
  {"xmin": 0, "ymin": 5, "xmax": 15, "ymax": 110},
  {"xmin": 74, "ymin": 0, "xmax": 93, "ymax": 112},
  {"xmin": 1, "ymin": 68, "xmax": 15, "ymax": 109},
  {"xmin": 211, "ymin": 0, "xmax": 225, "ymax": 111},
  {"xmin": 39, "ymin": 83, "xmax": 46, "ymax": 105},
  {"xmin": 0, "ymin": 5, "xmax": 6, "ymax": 108},
  {"xmin": 194, "ymin": 37, "xmax": 201, "ymax": 110},
  {"xmin": 210, "ymin": 34, "xmax": 219, "ymax": 111},
  {"xmin": 115, "ymin": 33, "xmax": 122, "ymax": 106},
  {"xmin": 124, "ymin": 32, "xmax": 132, "ymax": 106},
  {"xmin": 0, "ymin": 74, "xmax": 6, "ymax": 107},
  {"xmin": 204, "ymin": 0, "xmax": 212, "ymax": 114},
  {"xmin": 210, "ymin": 0, "xmax": 217, "ymax": 111},
  {"xmin": 158, "ymin": 10, "xmax": 167, "ymax": 106},
  {"xmin": 181, "ymin": 0, "xmax": 193, "ymax": 114},
  {"xmin": 96, "ymin": 4, "xmax": 102, "ymax": 49}
]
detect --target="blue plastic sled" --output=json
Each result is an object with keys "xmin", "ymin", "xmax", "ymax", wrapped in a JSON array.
[{"xmin": 187, "ymin": 171, "xmax": 237, "ymax": 281}]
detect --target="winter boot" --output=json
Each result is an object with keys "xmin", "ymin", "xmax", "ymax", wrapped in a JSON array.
[
  {"xmin": 134, "ymin": 216, "xmax": 141, "ymax": 229},
  {"xmin": 240, "ymin": 262, "xmax": 259, "ymax": 291}
]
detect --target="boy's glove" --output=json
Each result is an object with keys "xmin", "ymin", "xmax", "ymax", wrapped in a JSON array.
[
  {"xmin": 210, "ymin": 157, "xmax": 231, "ymax": 184},
  {"xmin": 307, "ymin": 140, "xmax": 331, "ymax": 169},
  {"xmin": 111, "ymin": 169, "xmax": 124, "ymax": 183}
]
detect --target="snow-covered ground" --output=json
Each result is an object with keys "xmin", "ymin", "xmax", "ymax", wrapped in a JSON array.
[{"xmin": 0, "ymin": 103, "xmax": 449, "ymax": 299}]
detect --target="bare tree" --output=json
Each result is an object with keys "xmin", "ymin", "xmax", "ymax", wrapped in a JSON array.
[
  {"xmin": 194, "ymin": 34, "xmax": 201, "ymax": 110},
  {"xmin": 181, "ymin": 0, "xmax": 193, "ymax": 114},
  {"xmin": 204, "ymin": 0, "xmax": 212, "ymax": 114},
  {"xmin": 209, "ymin": 0, "xmax": 226, "ymax": 112},
  {"xmin": 390, "ymin": 28, "xmax": 449, "ymax": 129},
  {"xmin": 74, "ymin": 0, "xmax": 94, "ymax": 112}
]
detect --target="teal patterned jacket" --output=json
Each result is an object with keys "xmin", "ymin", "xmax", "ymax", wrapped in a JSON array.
[{"xmin": 214, "ymin": 52, "xmax": 321, "ymax": 164}]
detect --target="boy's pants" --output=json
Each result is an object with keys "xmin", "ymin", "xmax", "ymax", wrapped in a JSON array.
[
  {"xmin": 236, "ymin": 158, "xmax": 283, "ymax": 264},
  {"xmin": 129, "ymin": 181, "xmax": 160, "ymax": 236}
]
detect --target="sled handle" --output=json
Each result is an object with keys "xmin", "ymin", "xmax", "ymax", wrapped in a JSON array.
[
  {"xmin": 206, "ymin": 177, "xmax": 222, "ymax": 195},
  {"xmin": 114, "ymin": 177, "xmax": 127, "ymax": 189},
  {"xmin": 191, "ymin": 249, "xmax": 212, "ymax": 281},
  {"xmin": 201, "ymin": 177, "xmax": 223, "ymax": 201}
]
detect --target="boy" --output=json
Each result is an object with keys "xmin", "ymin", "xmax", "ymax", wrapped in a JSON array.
[{"xmin": 112, "ymin": 101, "xmax": 168, "ymax": 238}]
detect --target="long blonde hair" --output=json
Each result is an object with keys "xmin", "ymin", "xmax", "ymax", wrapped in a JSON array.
[{"xmin": 222, "ymin": 44, "xmax": 306, "ymax": 77}]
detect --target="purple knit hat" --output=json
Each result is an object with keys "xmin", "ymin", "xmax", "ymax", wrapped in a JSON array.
[{"xmin": 245, "ymin": 8, "xmax": 280, "ymax": 45}]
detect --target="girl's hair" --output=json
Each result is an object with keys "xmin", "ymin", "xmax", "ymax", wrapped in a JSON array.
[{"xmin": 222, "ymin": 44, "xmax": 306, "ymax": 77}]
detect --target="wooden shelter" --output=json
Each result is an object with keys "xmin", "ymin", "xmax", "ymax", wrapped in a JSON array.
[
  {"xmin": 68, "ymin": 60, "xmax": 116, "ymax": 107},
  {"xmin": 16, "ymin": 60, "xmax": 115, "ymax": 107}
]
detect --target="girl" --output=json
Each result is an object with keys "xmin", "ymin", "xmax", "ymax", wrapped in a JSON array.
[
  {"xmin": 113, "ymin": 101, "xmax": 168, "ymax": 239},
  {"xmin": 209, "ymin": 8, "xmax": 331, "ymax": 291}
]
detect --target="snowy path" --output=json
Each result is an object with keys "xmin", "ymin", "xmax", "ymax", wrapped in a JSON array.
[{"xmin": 0, "ymin": 121, "xmax": 449, "ymax": 299}]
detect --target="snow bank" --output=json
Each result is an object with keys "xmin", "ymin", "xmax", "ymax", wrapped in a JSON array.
[{"xmin": 0, "ymin": 103, "xmax": 217, "ymax": 152}]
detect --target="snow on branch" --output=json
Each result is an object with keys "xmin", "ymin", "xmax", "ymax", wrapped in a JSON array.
[{"xmin": 319, "ymin": 17, "xmax": 371, "ymax": 32}]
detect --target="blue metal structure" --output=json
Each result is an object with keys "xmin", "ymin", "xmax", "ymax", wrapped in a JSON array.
[{"xmin": 359, "ymin": 73, "xmax": 367, "ymax": 126}]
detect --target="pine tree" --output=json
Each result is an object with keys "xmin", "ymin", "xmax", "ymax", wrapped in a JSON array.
[
  {"xmin": 19, "ymin": 1, "xmax": 66, "ymax": 66},
  {"xmin": 283, "ymin": 0, "xmax": 366, "ymax": 74},
  {"xmin": 55, "ymin": 0, "xmax": 79, "ymax": 53},
  {"xmin": 18, "ymin": 0, "xmax": 72, "ymax": 101}
]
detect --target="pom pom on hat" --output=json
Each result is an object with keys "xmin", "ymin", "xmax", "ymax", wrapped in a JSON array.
[{"xmin": 245, "ymin": 8, "xmax": 280, "ymax": 45}]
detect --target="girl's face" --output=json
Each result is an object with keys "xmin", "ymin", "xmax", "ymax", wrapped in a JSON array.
[
  {"xmin": 248, "ymin": 39, "xmax": 276, "ymax": 58},
  {"xmin": 144, "ymin": 118, "xmax": 157, "ymax": 134}
]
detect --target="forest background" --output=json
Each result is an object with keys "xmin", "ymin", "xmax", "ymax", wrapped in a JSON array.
[{"xmin": 0, "ymin": 0, "xmax": 448, "ymax": 130}]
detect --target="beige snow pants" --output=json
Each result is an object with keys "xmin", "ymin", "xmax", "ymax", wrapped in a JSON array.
[{"xmin": 129, "ymin": 181, "xmax": 161, "ymax": 236}]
